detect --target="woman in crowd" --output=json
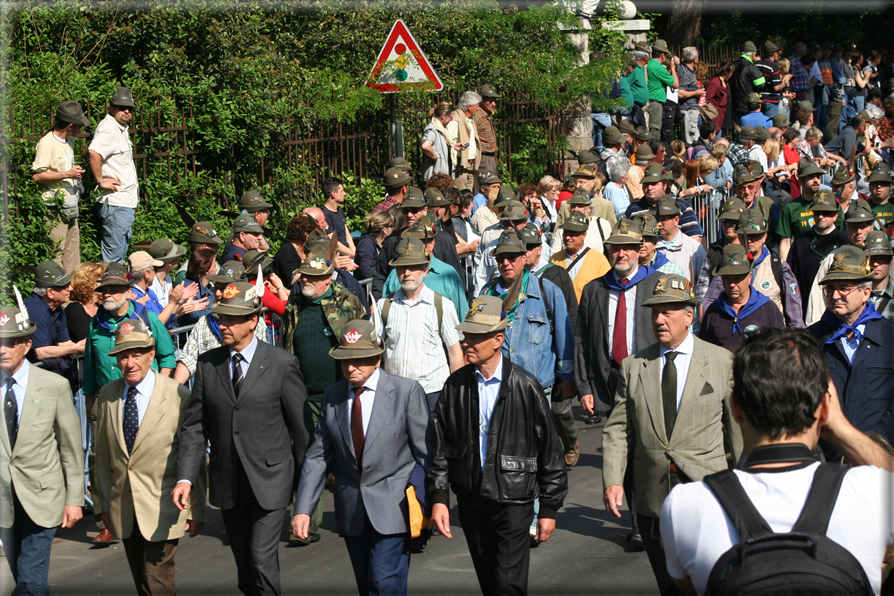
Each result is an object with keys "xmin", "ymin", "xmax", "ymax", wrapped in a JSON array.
[
  {"xmin": 537, "ymin": 175, "xmax": 562, "ymax": 232},
  {"xmin": 354, "ymin": 210, "xmax": 394, "ymax": 281},
  {"xmin": 421, "ymin": 101, "xmax": 460, "ymax": 181},
  {"xmin": 678, "ymin": 158, "xmax": 714, "ymax": 199},
  {"xmin": 706, "ymin": 61, "xmax": 735, "ymax": 136},
  {"xmin": 272, "ymin": 214, "xmax": 319, "ymax": 283},
  {"xmin": 66, "ymin": 262, "xmax": 107, "ymax": 342},
  {"xmin": 178, "ymin": 247, "xmax": 217, "ymax": 326}
]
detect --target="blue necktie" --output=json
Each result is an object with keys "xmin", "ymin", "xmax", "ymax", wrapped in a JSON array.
[
  {"xmin": 123, "ymin": 385, "xmax": 139, "ymax": 454},
  {"xmin": 5, "ymin": 378, "xmax": 17, "ymax": 449}
]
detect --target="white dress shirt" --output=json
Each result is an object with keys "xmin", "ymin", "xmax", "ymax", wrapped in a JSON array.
[
  {"xmin": 229, "ymin": 336, "xmax": 259, "ymax": 380},
  {"xmin": 122, "ymin": 369, "xmax": 156, "ymax": 426},
  {"xmin": 1, "ymin": 359, "xmax": 30, "ymax": 426},
  {"xmin": 476, "ymin": 355, "xmax": 504, "ymax": 470},
  {"xmin": 348, "ymin": 368, "xmax": 381, "ymax": 437},
  {"xmin": 607, "ymin": 265, "xmax": 640, "ymax": 361},
  {"xmin": 659, "ymin": 331, "xmax": 695, "ymax": 411}
]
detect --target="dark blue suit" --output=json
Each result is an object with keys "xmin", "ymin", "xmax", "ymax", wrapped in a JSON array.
[{"xmin": 808, "ymin": 315, "xmax": 894, "ymax": 459}]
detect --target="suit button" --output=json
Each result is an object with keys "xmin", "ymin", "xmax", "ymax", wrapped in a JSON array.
[
  {"xmin": 352, "ymin": 465, "xmax": 358, "ymax": 470},
  {"xmin": 234, "ymin": 405, "xmax": 240, "ymax": 411},
  {"xmin": 234, "ymin": 431, "xmax": 240, "ymax": 436},
  {"xmin": 128, "ymin": 466, "xmax": 133, "ymax": 471},
  {"xmin": 361, "ymin": 484, "xmax": 367, "ymax": 488}
]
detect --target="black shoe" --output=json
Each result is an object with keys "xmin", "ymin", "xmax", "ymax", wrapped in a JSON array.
[
  {"xmin": 585, "ymin": 414, "xmax": 603, "ymax": 425},
  {"xmin": 289, "ymin": 533, "xmax": 320, "ymax": 547},
  {"xmin": 628, "ymin": 531, "xmax": 644, "ymax": 550}
]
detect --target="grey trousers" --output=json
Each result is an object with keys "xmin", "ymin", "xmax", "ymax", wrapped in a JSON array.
[{"xmin": 645, "ymin": 100, "xmax": 664, "ymax": 135}]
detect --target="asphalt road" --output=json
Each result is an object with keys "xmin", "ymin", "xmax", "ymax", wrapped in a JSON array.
[{"xmin": 0, "ymin": 406, "xmax": 660, "ymax": 595}]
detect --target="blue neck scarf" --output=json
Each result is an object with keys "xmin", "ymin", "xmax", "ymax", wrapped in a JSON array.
[
  {"xmin": 820, "ymin": 302, "xmax": 883, "ymax": 345},
  {"xmin": 651, "ymin": 251, "xmax": 671, "ymax": 271},
  {"xmin": 713, "ymin": 286, "xmax": 772, "ymax": 334},
  {"xmin": 751, "ymin": 246, "xmax": 770, "ymax": 269},
  {"xmin": 604, "ymin": 264, "xmax": 652, "ymax": 291},
  {"xmin": 206, "ymin": 314, "xmax": 223, "ymax": 343}
]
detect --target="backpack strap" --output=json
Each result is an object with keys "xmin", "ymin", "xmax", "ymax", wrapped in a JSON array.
[
  {"xmin": 703, "ymin": 470, "xmax": 774, "ymax": 540},
  {"xmin": 790, "ymin": 464, "xmax": 849, "ymax": 535},
  {"xmin": 381, "ymin": 294, "xmax": 394, "ymax": 330},
  {"xmin": 434, "ymin": 291, "xmax": 443, "ymax": 333},
  {"xmin": 770, "ymin": 256, "xmax": 789, "ymax": 324}
]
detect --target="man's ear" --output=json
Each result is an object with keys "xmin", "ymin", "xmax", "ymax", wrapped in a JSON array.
[{"xmin": 730, "ymin": 392, "xmax": 747, "ymax": 425}]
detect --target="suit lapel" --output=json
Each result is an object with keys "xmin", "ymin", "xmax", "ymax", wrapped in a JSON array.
[
  {"xmin": 640, "ymin": 351, "xmax": 668, "ymax": 444},
  {"xmin": 236, "ymin": 344, "xmax": 270, "ymax": 404},
  {"xmin": 215, "ymin": 348, "xmax": 237, "ymax": 404},
  {"xmin": 131, "ymin": 374, "xmax": 166, "ymax": 455},
  {"xmin": 672, "ymin": 345, "xmax": 707, "ymax": 441},
  {"xmin": 108, "ymin": 380, "xmax": 129, "ymax": 456},
  {"xmin": 11, "ymin": 375, "xmax": 43, "ymax": 458},
  {"xmin": 849, "ymin": 322, "xmax": 881, "ymax": 370},
  {"xmin": 361, "ymin": 371, "xmax": 391, "ymax": 457},
  {"xmin": 334, "ymin": 382, "xmax": 356, "ymax": 461},
  {"xmin": 597, "ymin": 281, "xmax": 611, "ymax": 351},
  {"xmin": 0, "ymin": 397, "xmax": 9, "ymax": 456}
]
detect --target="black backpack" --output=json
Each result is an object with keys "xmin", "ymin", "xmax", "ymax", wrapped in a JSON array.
[{"xmin": 702, "ymin": 465, "xmax": 873, "ymax": 596}]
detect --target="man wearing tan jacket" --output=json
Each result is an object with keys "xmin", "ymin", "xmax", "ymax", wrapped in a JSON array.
[
  {"xmin": 93, "ymin": 318, "xmax": 205, "ymax": 595},
  {"xmin": 452, "ymin": 91, "xmax": 482, "ymax": 192}
]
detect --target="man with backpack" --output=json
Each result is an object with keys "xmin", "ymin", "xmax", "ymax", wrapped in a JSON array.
[{"xmin": 660, "ymin": 327, "xmax": 894, "ymax": 596}]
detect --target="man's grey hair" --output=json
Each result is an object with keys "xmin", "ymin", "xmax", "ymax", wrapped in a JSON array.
[
  {"xmin": 633, "ymin": 50, "xmax": 648, "ymax": 61},
  {"xmin": 33, "ymin": 286, "xmax": 48, "ymax": 298},
  {"xmin": 682, "ymin": 47, "xmax": 698, "ymax": 63},
  {"xmin": 457, "ymin": 91, "xmax": 482, "ymax": 112},
  {"xmin": 609, "ymin": 162, "xmax": 629, "ymax": 182},
  {"xmin": 858, "ymin": 280, "xmax": 873, "ymax": 290},
  {"xmin": 132, "ymin": 267, "xmax": 152, "ymax": 282}
]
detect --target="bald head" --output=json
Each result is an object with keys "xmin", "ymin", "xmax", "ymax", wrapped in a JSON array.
[{"xmin": 302, "ymin": 207, "xmax": 327, "ymax": 231}]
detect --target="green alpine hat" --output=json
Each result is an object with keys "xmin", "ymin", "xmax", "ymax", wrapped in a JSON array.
[
  {"xmin": 0, "ymin": 306, "xmax": 36, "ymax": 339},
  {"xmin": 605, "ymin": 218, "xmax": 644, "ymax": 246},
  {"xmin": 640, "ymin": 162, "xmax": 667, "ymax": 184},
  {"xmin": 634, "ymin": 127, "xmax": 657, "ymax": 142},
  {"xmin": 712, "ymin": 244, "xmax": 753, "ymax": 277},
  {"xmin": 740, "ymin": 126, "xmax": 759, "ymax": 141},
  {"xmin": 617, "ymin": 119, "xmax": 636, "ymax": 135},
  {"xmin": 56, "ymin": 100, "xmax": 90, "ymax": 128},
  {"xmin": 864, "ymin": 230, "xmax": 894, "ymax": 257},
  {"xmin": 295, "ymin": 245, "xmax": 335, "ymax": 277},
  {"xmin": 565, "ymin": 189, "xmax": 592, "ymax": 206},
  {"xmin": 797, "ymin": 158, "xmax": 825, "ymax": 178},
  {"xmin": 478, "ymin": 171, "xmax": 502, "ymax": 186},
  {"xmin": 211, "ymin": 281, "xmax": 262, "ymax": 317},
  {"xmin": 820, "ymin": 245, "xmax": 875, "ymax": 283},
  {"xmin": 603, "ymin": 126, "xmax": 626, "ymax": 146},
  {"xmin": 107, "ymin": 318, "xmax": 156, "ymax": 356},
  {"xmin": 399, "ymin": 195, "xmax": 427, "ymax": 210},
  {"xmin": 189, "ymin": 222, "xmax": 225, "ymax": 245},
  {"xmin": 560, "ymin": 211, "xmax": 590, "ymax": 233},
  {"xmin": 867, "ymin": 164, "xmax": 894, "ymax": 184},
  {"xmin": 479, "ymin": 84, "xmax": 501, "ymax": 99},
  {"xmin": 719, "ymin": 197, "xmax": 747, "ymax": 221},
  {"xmin": 424, "ymin": 187, "xmax": 450, "ymax": 208},
  {"xmin": 455, "ymin": 295, "xmax": 508, "ymax": 334},
  {"xmin": 798, "ymin": 100, "xmax": 817, "ymax": 113},
  {"xmin": 242, "ymin": 250, "xmax": 273, "ymax": 275},
  {"xmin": 499, "ymin": 201, "xmax": 529, "ymax": 222},
  {"xmin": 845, "ymin": 198, "xmax": 876, "ymax": 223},
  {"xmin": 34, "ymin": 260, "xmax": 71, "ymax": 288},
  {"xmin": 328, "ymin": 319, "xmax": 386, "ymax": 360},
  {"xmin": 239, "ymin": 190, "xmax": 273, "ymax": 213},
  {"xmin": 232, "ymin": 213, "xmax": 264, "ymax": 235},
  {"xmin": 383, "ymin": 167, "xmax": 412, "ymax": 189},
  {"xmin": 389, "ymin": 236, "xmax": 431, "ymax": 267},
  {"xmin": 742, "ymin": 41, "xmax": 759, "ymax": 54},
  {"xmin": 572, "ymin": 163, "xmax": 599, "ymax": 179},
  {"xmin": 148, "ymin": 238, "xmax": 186, "ymax": 263},
  {"xmin": 634, "ymin": 213, "xmax": 661, "ymax": 239},
  {"xmin": 772, "ymin": 113, "xmax": 791, "ymax": 128},
  {"xmin": 642, "ymin": 274, "xmax": 699, "ymax": 306},
  {"xmin": 495, "ymin": 185, "xmax": 517, "ymax": 207},
  {"xmin": 576, "ymin": 149, "xmax": 602, "ymax": 165},
  {"xmin": 735, "ymin": 209, "xmax": 768, "ymax": 235},
  {"xmin": 305, "ymin": 229, "xmax": 330, "ymax": 249},
  {"xmin": 653, "ymin": 195, "xmax": 681, "ymax": 216},
  {"xmin": 519, "ymin": 223, "xmax": 544, "ymax": 248},
  {"xmin": 207, "ymin": 260, "xmax": 246, "ymax": 284},
  {"xmin": 810, "ymin": 189, "xmax": 840, "ymax": 213},
  {"xmin": 96, "ymin": 262, "xmax": 134, "ymax": 289},
  {"xmin": 491, "ymin": 229, "xmax": 527, "ymax": 256},
  {"xmin": 109, "ymin": 86, "xmax": 138, "ymax": 109},
  {"xmin": 652, "ymin": 39, "xmax": 672, "ymax": 55},
  {"xmin": 401, "ymin": 215, "xmax": 438, "ymax": 240},
  {"xmin": 831, "ymin": 164, "xmax": 856, "ymax": 186}
]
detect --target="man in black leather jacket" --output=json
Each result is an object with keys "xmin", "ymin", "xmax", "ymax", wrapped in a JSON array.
[{"xmin": 430, "ymin": 295, "xmax": 567, "ymax": 596}]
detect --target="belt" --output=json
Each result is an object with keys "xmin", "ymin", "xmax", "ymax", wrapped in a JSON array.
[{"xmin": 482, "ymin": 151, "xmax": 496, "ymax": 156}]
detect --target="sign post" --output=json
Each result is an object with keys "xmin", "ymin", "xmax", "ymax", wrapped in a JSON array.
[{"xmin": 367, "ymin": 19, "xmax": 443, "ymax": 159}]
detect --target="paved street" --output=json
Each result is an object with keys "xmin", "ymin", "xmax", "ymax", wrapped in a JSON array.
[{"xmin": 0, "ymin": 406, "xmax": 659, "ymax": 595}]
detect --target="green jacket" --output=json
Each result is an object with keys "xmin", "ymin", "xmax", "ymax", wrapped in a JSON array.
[
  {"xmin": 280, "ymin": 281, "xmax": 367, "ymax": 356},
  {"xmin": 647, "ymin": 58, "xmax": 675, "ymax": 103},
  {"xmin": 626, "ymin": 65, "xmax": 649, "ymax": 107},
  {"xmin": 82, "ymin": 303, "xmax": 177, "ymax": 396}
]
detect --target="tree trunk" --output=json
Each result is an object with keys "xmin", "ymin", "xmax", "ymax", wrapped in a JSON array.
[{"xmin": 666, "ymin": 0, "xmax": 704, "ymax": 48}]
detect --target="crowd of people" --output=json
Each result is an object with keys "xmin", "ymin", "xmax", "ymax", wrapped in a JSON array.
[{"xmin": 4, "ymin": 40, "xmax": 894, "ymax": 596}]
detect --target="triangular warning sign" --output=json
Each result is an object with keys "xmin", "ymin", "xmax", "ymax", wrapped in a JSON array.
[{"xmin": 367, "ymin": 20, "xmax": 443, "ymax": 93}]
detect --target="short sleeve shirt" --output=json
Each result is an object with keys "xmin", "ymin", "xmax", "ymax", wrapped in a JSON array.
[
  {"xmin": 776, "ymin": 196, "xmax": 815, "ymax": 239},
  {"xmin": 323, "ymin": 206, "xmax": 348, "ymax": 246},
  {"xmin": 87, "ymin": 113, "xmax": 139, "ymax": 208},
  {"xmin": 24, "ymin": 293, "xmax": 71, "ymax": 356},
  {"xmin": 32, "ymin": 131, "xmax": 79, "ymax": 201},
  {"xmin": 647, "ymin": 59, "xmax": 676, "ymax": 103},
  {"xmin": 677, "ymin": 63, "xmax": 699, "ymax": 110}
]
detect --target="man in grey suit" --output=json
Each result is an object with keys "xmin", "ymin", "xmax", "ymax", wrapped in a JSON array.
[
  {"xmin": 574, "ymin": 218, "xmax": 660, "ymax": 547},
  {"xmin": 0, "ymin": 304, "xmax": 83, "ymax": 594},
  {"xmin": 173, "ymin": 281, "xmax": 309, "ymax": 596},
  {"xmin": 602, "ymin": 274, "xmax": 743, "ymax": 596},
  {"xmin": 292, "ymin": 319, "xmax": 430, "ymax": 596}
]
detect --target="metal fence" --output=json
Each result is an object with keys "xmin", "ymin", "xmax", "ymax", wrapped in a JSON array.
[{"xmin": 687, "ymin": 187, "xmax": 729, "ymax": 247}]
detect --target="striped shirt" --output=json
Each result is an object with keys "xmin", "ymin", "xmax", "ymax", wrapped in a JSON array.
[
  {"xmin": 870, "ymin": 275, "xmax": 894, "ymax": 321},
  {"xmin": 372, "ymin": 286, "xmax": 462, "ymax": 394},
  {"xmin": 471, "ymin": 110, "xmax": 498, "ymax": 153}
]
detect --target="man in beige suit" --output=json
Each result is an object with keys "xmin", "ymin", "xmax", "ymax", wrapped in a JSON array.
[
  {"xmin": 602, "ymin": 274, "xmax": 742, "ymax": 596},
  {"xmin": 0, "ymin": 304, "xmax": 83, "ymax": 594},
  {"xmin": 93, "ymin": 318, "xmax": 205, "ymax": 595},
  {"xmin": 452, "ymin": 91, "xmax": 482, "ymax": 192}
]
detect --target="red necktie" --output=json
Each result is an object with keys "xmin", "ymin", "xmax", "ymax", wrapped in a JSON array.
[
  {"xmin": 350, "ymin": 387, "xmax": 366, "ymax": 468},
  {"xmin": 612, "ymin": 279, "xmax": 629, "ymax": 366}
]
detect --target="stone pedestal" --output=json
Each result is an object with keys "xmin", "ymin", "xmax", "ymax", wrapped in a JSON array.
[{"xmin": 601, "ymin": 19, "xmax": 651, "ymax": 50}]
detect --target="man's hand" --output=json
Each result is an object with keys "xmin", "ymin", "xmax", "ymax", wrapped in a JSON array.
[
  {"xmin": 554, "ymin": 380, "xmax": 577, "ymax": 401},
  {"xmin": 604, "ymin": 485, "xmax": 625, "ymax": 518},
  {"xmin": 172, "ymin": 482, "xmax": 191, "ymax": 511},
  {"xmin": 73, "ymin": 339, "xmax": 86, "ymax": 355},
  {"xmin": 431, "ymin": 503, "xmax": 452, "ymax": 539},
  {"xmin": 580, "ymin": 394, "xmax": 595, "ymax": 415},
  {"xmin": 98, "ymin": 178, "xmax": 122, "ymax": 192},
  {"xmin": 291, "ymin": 514, "xmax": 311, "ymax": 541},
  {"xmin": 535, "ymin": 518, "xmax": 556, "ymax": 544},
  {"xmin": 66, "ymin": 166, "xmax": 85, "ymax": 179},
  {"xmin": 186, "ymin": 520, "xmax": 204, "ymax": 537},
  {"xmin": 62, "ymin": 505, "xmax": 83, "ymax": 528}
]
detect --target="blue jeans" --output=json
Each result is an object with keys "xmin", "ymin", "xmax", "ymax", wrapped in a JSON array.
[
  {"xmin": 1, "ymin": 496, "xmax": 58, "ymax": 596},
  {"xmin": 343, "ymin": 515, "xmax": 410, "ymax": 596},
  {"xmin": 98, "ymin": 201, "xmax": 135, "ymax": 263},
  {"xmin": 761, "ymin": 102, "xmax": 780, "ymax": 118}
]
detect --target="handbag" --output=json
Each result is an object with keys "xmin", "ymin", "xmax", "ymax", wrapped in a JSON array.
[
  {"xmin": 406, "ymin": 485, "xmax": 430, "ymax": 539},
  {"xmin": 699, "ymin": 102, "xmax": 719, "ymax": 122}
]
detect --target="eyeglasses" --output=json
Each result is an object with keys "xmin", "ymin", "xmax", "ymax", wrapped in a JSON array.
[
  {"xmin": 115, "ymin": 106, "xmax": 135, "ymax": 112},
  {"xmin": 495, "ymin": 254, "xmax": 524, "ymax": 263},
  {"xmin": 822, "ymin": 284, "xmax": 861, "ymax": 296},
  {"xmin": 0, "ymin": 338, "xmax": 26, "ymax": 348}
]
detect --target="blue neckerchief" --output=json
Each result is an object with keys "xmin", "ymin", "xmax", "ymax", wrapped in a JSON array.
[
  {"xmin": 821, "ymin": 302, "xmax": 883, "ymax": 345},
  {"xmin": 206, "ymin": 313, "xmax": 223, "ymax": 343},
  {"xmin": 603, "ymin": 265, "xmax": 652, "ymax": 291},
  {"xmin": 751, "ymin": 246, "xmax": 770, "ymax": 269},
  {"xmin": 651, "ymin": 251, "xmax": 671, "ymax": 270},
  {"xmin": 713, "ymin": 286, "xmax": 772, "ymax": 334}
]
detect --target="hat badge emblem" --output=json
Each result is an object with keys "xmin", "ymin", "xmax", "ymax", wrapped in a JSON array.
[
  {"xmin": 832, "ymin": 252, "xmax": 848, "ymax": 270},
  {"xmin": 468, "ymin": 300, "xmax": 486, "ymax": 317},
  {"xmin": 670, "ymin": 279, "xmax": 684, "ymax": 291},
  {"xmin": 0, "ymin": 314, "xmax": 9, "ymax": 327},
  {"xmin": 654, "ymin": 276, "xmax": 669, "ymax": 293},
  {"xmin": 222, "ymin": 285, "xmax": 240, "ymax": 300},
  {"xmin": 344, "ymin": 329, "xmax": 362, "ymax": 344},
  {"xmin": 120, "ymin": 323, "xmax": 134, "ymax": 336}
]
